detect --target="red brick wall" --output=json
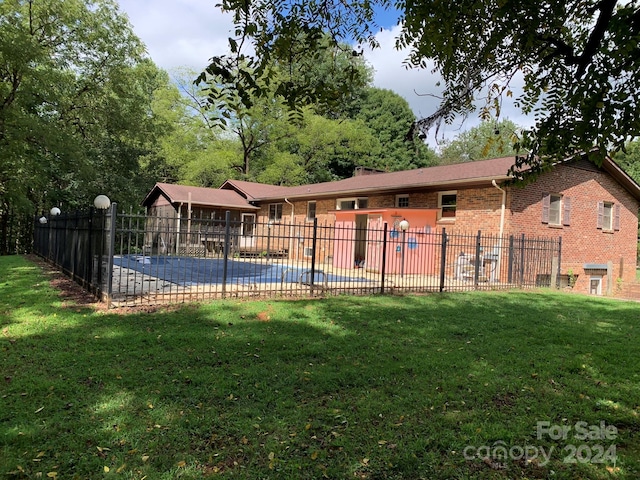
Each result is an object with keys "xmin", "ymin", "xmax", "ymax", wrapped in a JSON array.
[
  {"xmin": 507, "ymin": 163, "xmax": 639, "ymax": 291},
  {"xmin": 247, "ymin": 164, "xmax": 638, "ymax": 291}
]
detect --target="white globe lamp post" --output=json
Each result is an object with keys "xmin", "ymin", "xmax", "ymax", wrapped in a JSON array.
[{"xmin": 93, "ymin": 195, "xmax": 111, "ymax": 210}]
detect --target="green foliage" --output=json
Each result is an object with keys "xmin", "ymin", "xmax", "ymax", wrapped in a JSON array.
[
  {"xmin": 212, "ymin": 0, "xmax": 640, "ymax": 176},
  {"xmin": 354, "ymin": 88, "xmax": 437, "ymax": 170},
  {"xmin": 142, "ymin": 69, "xmax": 240, "ymax": 188},
  {"xmin": 0, "ymin": 0, "xmax": 166, "ymax": 252},
  {"xmin": 438, "ymin": 119, "xmax": 522, "ymax": 164},
  {"xmin": 2, "ymin": 255, "xmax": 640, "ymax": 478},
  {"xmin": 612, "ymin": 139, "xmax": 640, "ymax": 185}
]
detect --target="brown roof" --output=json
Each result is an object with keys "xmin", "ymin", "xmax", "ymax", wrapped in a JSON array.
[
  {"xmin": 223, "ymin": 156, "xmax": 519, "ymax": 201},
  {"xmin": 148, "ymin": 155, "xmax": 640, "ymax": 206},
  {"xmin": 219, "ymin": 180, "xmax": 293, "ymax": 200},
  {"xmin": 142, "ymin": 183, "xmax": 258, "ymax": 210}
]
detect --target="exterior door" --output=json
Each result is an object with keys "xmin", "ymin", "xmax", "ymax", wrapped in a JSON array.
[
  {"xmin": 240, "ymin": 214, "xmax": 256, "ymax": 248},
  {"xmin": 366, "ymin": 215, "xmax": 383, "ymax": 272}
]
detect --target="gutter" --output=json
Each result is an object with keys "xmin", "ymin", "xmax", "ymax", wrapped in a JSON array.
[{"xmin": 249, "ymin": 175, "xmax": 513, "ymax": 203}]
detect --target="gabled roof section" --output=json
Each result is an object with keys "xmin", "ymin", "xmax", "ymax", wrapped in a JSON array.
[
  {"xmin": 223, "ymin": 156, "xmax": 519, "ymax": 201},
  {"xmin": 220, "ymin": 179, "xmax": 293, "ymax": 201},
  {"xmin": 142, "ymin": 183, "xmax": 258, "ymax": 210},
  {"xmin": 600, "ymin": 157, "xmax": 640, "ymax": 201}
]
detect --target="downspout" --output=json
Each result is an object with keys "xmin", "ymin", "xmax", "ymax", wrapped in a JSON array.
[
  {"xmin": 284, "ymin": 198, "xmax": 294, "ymax": 260},
  {"xmin": 492, "ymin": 180, "xmax": 506, "ymax": 282}
]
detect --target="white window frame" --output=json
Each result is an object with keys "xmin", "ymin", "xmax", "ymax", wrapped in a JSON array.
[
  {"xmin": 269, "ymin": 203, "xmax": 283, "ymax": 222},
  {"xmin": 590, "ymin": 276, "xmax": 603, "ymax": 295},
  {"xmin": 548, "ymin": 194, "xmax": 562, "ymax": 226},
  {"xmin": 303, "ymin": 246, "xmax": 314, "ymax": 258},
  {"xmin": 602, "ymin": 202, "xmax": 613, "ymax": 230},
  {"xmin": 438, "ymin": 191, "xmax": 457, "ymax": 220},
  {"xmin": 395, "ymin": 194, "xmax": 409, "ymax": 208},
  {"xmin": 306, "ymin": 201, "xmax": 316, "ymax": 222},
  {"xmin": 241, "ymin": 213, "xmax": 256, "ymax": 237},
  {"xmin": 336, "ymin": 197, "xmax": 368, "ymax": 210}
]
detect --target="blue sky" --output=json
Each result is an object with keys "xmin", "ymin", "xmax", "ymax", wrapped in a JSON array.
[{"xmin": 116, "ymin": 0, "xmax": 528, "ymax": 146}]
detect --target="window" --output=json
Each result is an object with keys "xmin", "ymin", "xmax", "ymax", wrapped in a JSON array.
[
  {"xmin": 590, "ymin": 276, "xmax": 603, "ymax": 295},
  {"xmin": 438, "ymin": 191, "xmax": 457, "ymax": 219},
  {"xmin": 306, "ymin": 201, "xmax": 316, "ymax": 221},
  {"xmin": 337, "ymin": 198, "xmax": 368, "ymax": 210},
  {"xmin": 602, "ymin": 202, "xmax": 613, "ymax": 230},
  {"xmin": 269, "ymin": 203, "xmax": 283, "ymax": 222},
  {"xmin": 396, "ymin": 195, "xmax": 409, "ymax": 208},
  {"xmin": 542, "ymin": 193, "xmax": 571, "ymax": 226},
  {"xmin": 241, "ymin": 214, "xmax": 255, "ymax": 237},
  {"xmin": 597, "ymin": 201, "xmax": 620, "ymax": 231},
  {"xmin": 303, "ymin": 246, "xmax": 314, "ymax": 257},
  {"xmin": 548, "ymin": 194, "xmax": 562, "ymax": 225}
]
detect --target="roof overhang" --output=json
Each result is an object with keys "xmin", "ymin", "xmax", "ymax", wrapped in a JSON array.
[
  {"xmin": 601, "ymin": 157, "xmax": 640, "ymax": 201},
  {"xmin": 249, "ymin": 176, "xmax": 511, "ymax": 202}
]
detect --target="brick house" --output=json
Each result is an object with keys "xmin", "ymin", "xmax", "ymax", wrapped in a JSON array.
[{"xmin": 143, "ymin": 155, "xmax": 640, "ymax": 294}]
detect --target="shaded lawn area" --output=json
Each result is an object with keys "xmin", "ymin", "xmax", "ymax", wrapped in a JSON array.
[{"xmin": 1, "ymin": 255, "xmax": 639, "ymax": 479}]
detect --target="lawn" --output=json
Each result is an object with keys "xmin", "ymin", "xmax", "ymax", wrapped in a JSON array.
[{"xmin": 1, "ymin": 255, "xmax": 639, "ymax": 479}]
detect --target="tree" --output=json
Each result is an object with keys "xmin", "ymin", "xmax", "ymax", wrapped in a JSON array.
[
  {"xmin": 142, "ymin": 69, "xmax": 240, "ymax": 189},
  {"xmin": 0, "ymin": 0, "xmax": 162, "ymax": 253},
  {"xmin": 210, "ymin": 0, "xmax": 640, "ymax": 178},
  {"xmin": 612, "ymin": 140, "xmax": 640, "ymax": 185},
  {"xmin": 354, "ymin": 88, "xmax": 437, "ymax": 170},
  {"xmin": 438, "ymin": 119, "xmax": 522, "ymax": 164},
  {"xmin": 278, "ymin": 111, "xmax": 382, "ymax": 183}
]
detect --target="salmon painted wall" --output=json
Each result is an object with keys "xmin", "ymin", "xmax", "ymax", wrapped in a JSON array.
[{"xmin": 332, "ymin": 208, "xmax": 439, "ymax": 274}]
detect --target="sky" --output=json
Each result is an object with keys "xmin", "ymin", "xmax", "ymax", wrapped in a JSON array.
[{"xmin": 116, "ymin": 0, "xmax": 529, "ymax": 146}]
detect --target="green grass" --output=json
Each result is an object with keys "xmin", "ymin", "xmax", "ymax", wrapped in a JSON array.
[{"xmin": 1, "ymin": 255, "xmax": 639, "ymax": 479}]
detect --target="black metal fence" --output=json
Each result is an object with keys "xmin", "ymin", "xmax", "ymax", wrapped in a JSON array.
[{"xmin": 33, "ymin": 206, "xmax": 562, "ymax": 307}]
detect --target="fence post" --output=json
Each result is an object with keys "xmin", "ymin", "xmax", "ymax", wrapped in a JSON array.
[
  {"xmin": 310, "ymin": 217, "xmax": 318, "ymax": 295},
  {"xmin": 222, "ymin": 210, "xmax": 231, "ymax": 298},
  {"xmin": 88, "ymin": 207, "xmax": 94, "ymax": 289},
  {"xmin": 381, "ymin": 222, "xmax": 388, "ymax": 294},
  {"xmin": 474, "ymin": 230, "xmax": 482, "ymax": 288},
  {"xmin": 105, "ymin": 203, "xmax": 117, "ymax": 308},
  {"xmin": 508, "ymin": 235, "xmax": 514, "ymax": 283},
  {"xmin": 439, "ymin": 228, "xmax": 447, "ymax": 292},
  {"xmin": 519, "ymin": 233, "xmax": 526, "ymax": 286},
  {"xmin": 556, "ymin": 237, "xmax": 562, "ymax": 288}
]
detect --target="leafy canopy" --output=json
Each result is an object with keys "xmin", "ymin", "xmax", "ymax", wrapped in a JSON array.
[{"xmin": 210, "ymin": 0, "xmax": 640, "ymax": 176}]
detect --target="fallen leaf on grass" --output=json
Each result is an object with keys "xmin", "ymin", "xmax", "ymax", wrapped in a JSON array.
[
  {"xmin": 103, "ymin": 466, "xmax": 110, "ymax": 473},
  {"xmin": 47, "ymin": 472, "xmax": 57, "ymax": 478},
  {"xmin": 141, "ymin": 455, "xmax": 149, "ymax": 463},
  {"xmin": 311, "ymin": 451, "xmax": 318, "ymax": 460},
  {"xmin": 176, "ymin": 460, "xmax": 186, "ymax": 468}
]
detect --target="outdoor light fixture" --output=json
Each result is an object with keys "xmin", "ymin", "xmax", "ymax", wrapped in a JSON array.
[
  {"xmin": 39, "ymin": 216, "xmax": 48, "ymax": 224},
  {"xmin": 50, "ymin": 207, "xmax": 61, "ymax": 216},
  {"xmin": 93, "ymin": 195, "xmax": 111, "ymax": 209},
  {"xmin": 399, "ymin": 219, "xmax": 409, "ymax": 279}
]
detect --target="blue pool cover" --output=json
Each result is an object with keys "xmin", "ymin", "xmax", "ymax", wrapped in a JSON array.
[{"xmin": 113, "ymin": 255, "xmax": 372, "ymax": 287}]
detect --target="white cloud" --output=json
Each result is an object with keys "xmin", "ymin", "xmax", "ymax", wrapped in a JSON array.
[
  {"xmin": 117, "ymin": 1, "xmax": 533, "ymax": 145},
  {"xmin": 118, "ymin": 0, "xmax": 234, "ymax": 72}
]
